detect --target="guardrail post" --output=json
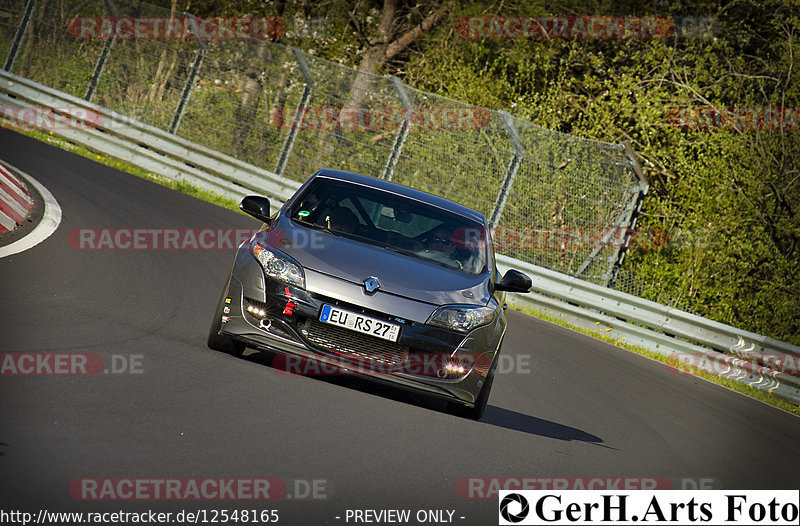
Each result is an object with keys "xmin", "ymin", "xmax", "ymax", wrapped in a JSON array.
[
  {"xmin": 275, "ymin": 47, "xmax": 313, "ymax": 177},
  {"xmin": 381, "ymin": 76, "xmax": 413, "ymax": 181},
  {"xmin": 169, "ymin": 38, "xmax": 207, "ymax": 135},
  {"xmin": 3, "ymin": 0, "xmax": 37, "ymax": 72},
  {"xmin": 605, "ymin": 141, "xmax": 649, "ymax": 288},
  {"xmin": 489, "ymin": 111, "xmax": 524, "ymax": 230}
]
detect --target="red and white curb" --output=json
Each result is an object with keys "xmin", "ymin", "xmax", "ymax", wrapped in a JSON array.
[
  {"xmin": 0, "ymin": 161, "xmax": 34, "ymax": 234},
  {"xmin": 0, "ymin": 161, "xmax": 62, "ymax": 258}
]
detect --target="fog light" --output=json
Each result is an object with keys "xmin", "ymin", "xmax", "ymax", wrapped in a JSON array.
[
  {"xmin": 246, "ymin": 304, "xmax": 267, "ymax": 318},
  {"xmin": 445, "ymin": 362, "xmax": 466, "ymax": 374},
  {"xmin": 439, "ymin": 360, "xmax": 470, "ymax": 378}
]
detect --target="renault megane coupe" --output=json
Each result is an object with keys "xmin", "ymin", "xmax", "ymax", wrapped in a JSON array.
[{"xmin": 208, "ymin": 169, "xmax": 531, "ymax": 419}]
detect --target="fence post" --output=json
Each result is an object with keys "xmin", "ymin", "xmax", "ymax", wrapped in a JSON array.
[
  {"xmin": 169, "ymin": 38, "xmax": 207, "ymax": 135},
  {"xmin": 84, "ymin": 0, "xmax": 123, "ymax": 102},
  {"xmin": 3, "ymin": 0, "xmax": 38, "ymax": 72},
  {"xmin": 489, "ymin": 111, "xmax": 524, "ymax": 230},
  {"xmin": 84, "ymin": 34, "xmax": 115, "ymax": 102},
  {"xmin": 275, "ymin": 47, "xmax": 313, "ymax": 177},
  {"xmin": 599, "ymin": 190, "xmax": 640, "ymax": 286},
  {"xmin": 382, "ymin": 76, "xmax": 413, "ymax": 181},
  {"xmin": 573, "ymin": 202, "xmax": 631, "ymax": 280},
  {"xmin": 605, "ymin": 141, "xmax": 649, "ymax": 288}
]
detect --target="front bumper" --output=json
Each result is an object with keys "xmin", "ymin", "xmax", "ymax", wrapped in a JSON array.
[{"xmin": 216, "ymin": 250, "xmax": 505, "ymax": 407}]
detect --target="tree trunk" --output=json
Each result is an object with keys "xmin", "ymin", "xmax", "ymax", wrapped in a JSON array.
[
  {"xmin": 232, "ymin": 39, "xmax": 269, "ymax": 159},
  {"xmin": 321, "ymin": 0, "xmax": 450, "ymax": 158},
  {"xmin": 233, "ymin": 0, "xmax": 287, "ymax": 161}
]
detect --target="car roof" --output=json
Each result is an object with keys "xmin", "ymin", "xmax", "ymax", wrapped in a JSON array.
[{"xmin": 310, "ymin": 169, "xmax": 486, "ymax": 224}]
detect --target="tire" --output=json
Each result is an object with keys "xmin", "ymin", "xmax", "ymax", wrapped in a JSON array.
[
  {"xmin": 449, "ymin": 355, "xmax": 498, "ymax": 420},
  {"xmin": 207, "ymin": 287, "xmax": 245, "ymax": 356}
]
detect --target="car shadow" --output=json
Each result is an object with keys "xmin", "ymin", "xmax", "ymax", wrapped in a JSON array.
[
  {"xmin": 237, "ymin": 349, "xmax": 605, "ymax": 444},
  {"xmin": 481, "ymin": 406, "xmax": 607, "ymax": 444}
]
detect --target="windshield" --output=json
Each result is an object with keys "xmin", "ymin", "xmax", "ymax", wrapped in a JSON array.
[{"xmin": 290, "ymin": 178, "xmax": 489, "ymax": 274}]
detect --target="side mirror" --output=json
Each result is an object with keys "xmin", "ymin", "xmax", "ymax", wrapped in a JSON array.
[
  {"xmin": 495, "ymin": 269, "xmax": 531, "ymax": 293},
  {"xmin": 240, "ymin": 196, "xmax": 271, "ymax": 223}
]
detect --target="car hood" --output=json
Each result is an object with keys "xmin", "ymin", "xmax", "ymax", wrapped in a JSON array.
[{"xmin": 260, "ymin": 219, "xmax": 491, "ymax": 306}]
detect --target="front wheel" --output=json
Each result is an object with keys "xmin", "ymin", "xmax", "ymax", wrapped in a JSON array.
[
  {"xmin": 449, "ymin": 372, "xmax": 494, "ymax": 420},
  {"xmin": 448, "ymin": 351, "xmax": 499, "ymax": 420},
  {"xmin": 207, "ymin": 286, "xmax": 245, "ymax": 356}
]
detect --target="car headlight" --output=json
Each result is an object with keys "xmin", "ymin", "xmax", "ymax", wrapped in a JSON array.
[
  {"xmin": 252, "ymin": 242, "xmax": 305, "ymax": 288},
  {"xmin": 427, "ymin": 305, "xmax": 494, "ymax": 332}
]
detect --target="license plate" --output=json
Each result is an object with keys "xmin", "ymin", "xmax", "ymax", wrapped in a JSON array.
[{"xmin": 319, "ymin": 305, "xmax": 401, "ymax": 342}]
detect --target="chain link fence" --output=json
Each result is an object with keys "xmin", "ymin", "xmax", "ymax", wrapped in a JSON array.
[{"xmin": 2, "ymin": 0, "xmax": 650, "ymax": 291}]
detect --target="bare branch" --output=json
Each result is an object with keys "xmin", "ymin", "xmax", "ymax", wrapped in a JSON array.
[
  {"xmin": 385, "ymin": 2, "xmax": 452, "ymax": 61},
  {"xmin": 348, "ymin": 10, "xmax": 372, "ymax": 47}
]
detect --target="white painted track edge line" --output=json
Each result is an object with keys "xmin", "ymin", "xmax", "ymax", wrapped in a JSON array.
[{"xmin": 0, "ymin": 161, "xmax": 62, "ymax": 258}]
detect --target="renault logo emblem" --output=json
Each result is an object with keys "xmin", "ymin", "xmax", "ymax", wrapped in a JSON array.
[{"xmin": 364, "ymin": 277, "xmax": 381, "ymax": 293}]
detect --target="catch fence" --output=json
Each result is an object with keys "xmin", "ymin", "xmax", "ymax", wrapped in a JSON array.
[{"xmin": 1, "ymin": 0, "xmax": 648, "ymax": 289}]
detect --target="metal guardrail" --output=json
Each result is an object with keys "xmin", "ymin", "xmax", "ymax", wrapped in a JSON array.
[
  {"xmin": 2, "ymin": 69, "xmax": 798, "ymax": 407},
  {"xmin": 0, "ymin": 70, "xmax": 299, "ymax": 206}
]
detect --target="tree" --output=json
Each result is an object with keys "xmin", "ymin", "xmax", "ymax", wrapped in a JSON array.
[{"xmin": 346, "ymin": 0, "xmax": 452, "ymax": 107}]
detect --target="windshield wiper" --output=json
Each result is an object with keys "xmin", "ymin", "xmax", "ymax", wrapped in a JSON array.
[{"xmin": 380, "ymin": 245, "xmax": 415, "ymax": 257}]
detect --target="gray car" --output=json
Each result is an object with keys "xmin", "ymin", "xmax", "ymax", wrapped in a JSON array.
[{"xmin": 208, "ymin": 169, "xmax": 530, "ymax": 419}]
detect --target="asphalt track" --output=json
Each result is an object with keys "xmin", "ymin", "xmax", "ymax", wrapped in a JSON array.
[{"xmin": 1, "ymin": 127, "xmax": 799, "ymax": 524}]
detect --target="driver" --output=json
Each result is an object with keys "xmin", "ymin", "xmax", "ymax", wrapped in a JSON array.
[{"xmin": 426, "ymin": 227, "xmax": 463, "ymax": 269}]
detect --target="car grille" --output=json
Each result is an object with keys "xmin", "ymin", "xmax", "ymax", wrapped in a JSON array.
[{"xmin": 302, "ymin": 320, "xmax": 409, "ymax": 370}]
